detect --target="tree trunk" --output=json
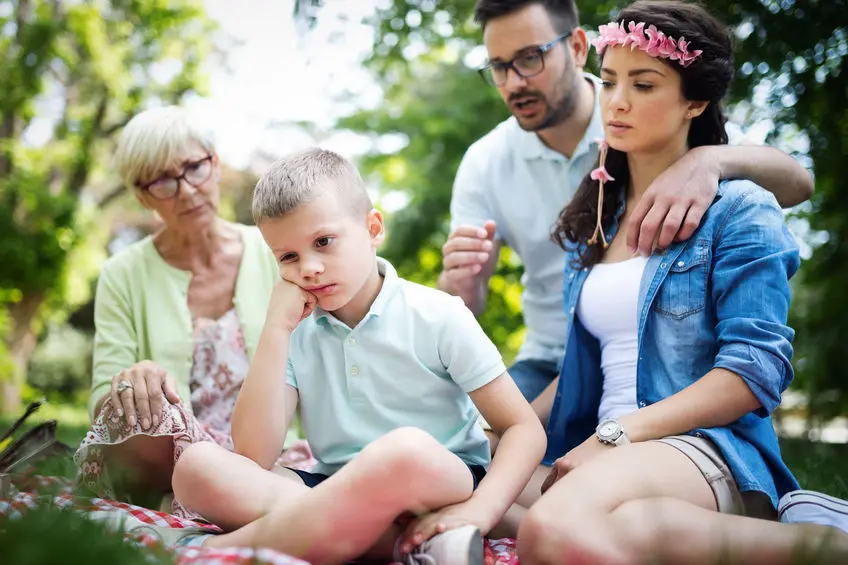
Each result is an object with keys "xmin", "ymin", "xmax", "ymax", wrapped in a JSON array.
[{"xmin": 0, "ymin": 293, "xmax": 44, "ymax": 415}]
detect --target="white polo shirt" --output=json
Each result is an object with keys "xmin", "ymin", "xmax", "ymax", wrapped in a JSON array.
[
  {"xmin": 450, "ymin": 73, "xmax": 605, "ymax": 364},
  {"xmin": 286, "ymin": 258, "xmax": 506, "ymax": 476}
]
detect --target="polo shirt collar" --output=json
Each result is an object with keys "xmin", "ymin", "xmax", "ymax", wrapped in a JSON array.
[
  {"xmin": 313, "ymin": 256, "xmax": 398, "ymax": 327},
  {"xmin": 516, "ymin": 72, "xmax": 605, "ymax": 163}
]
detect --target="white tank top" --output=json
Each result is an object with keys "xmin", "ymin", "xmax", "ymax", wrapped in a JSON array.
[{"xmin": 576, "ymin": 256, "xmax": 648, "ymax": 421}]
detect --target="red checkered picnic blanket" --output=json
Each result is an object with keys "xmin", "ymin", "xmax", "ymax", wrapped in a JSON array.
[{"xmin": 1, "ymin": 475, "xmax": 520, "ymax": 565}]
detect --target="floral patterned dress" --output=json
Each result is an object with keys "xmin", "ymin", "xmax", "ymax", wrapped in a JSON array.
[{"xmin": 74, "ymin": 309, "xmax": 313, "ymax": 518}]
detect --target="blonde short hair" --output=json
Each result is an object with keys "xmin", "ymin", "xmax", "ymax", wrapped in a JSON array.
[
  {"xmin": 114, "ymin": 106, "xmax": 215, "ymax": 192},
  {"xmin": 252, "ymin": 148, "xmax": 372, "ymax": 224}
]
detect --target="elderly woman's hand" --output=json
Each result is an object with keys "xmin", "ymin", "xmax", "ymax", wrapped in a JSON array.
[{"xmin": 109, "ymin": 361, "xmax": 181, "ymax": 430}]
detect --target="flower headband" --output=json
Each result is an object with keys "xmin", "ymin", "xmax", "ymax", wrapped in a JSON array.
[
  {"xmin": 592, "ymin": 21, "xmax": 703, "ymax": 68},
  {"xmin": 585, "ymin": 23, "xmax": 702, "ymax": 248}
]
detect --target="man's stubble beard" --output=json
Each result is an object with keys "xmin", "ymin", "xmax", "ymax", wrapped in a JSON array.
[{"xmin": 519, "ymin": 64, "xmax": 581, "ymax": 133}]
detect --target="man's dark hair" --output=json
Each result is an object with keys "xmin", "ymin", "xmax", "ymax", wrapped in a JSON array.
[{"xmin": 474, "ymin": 0, "xmax": 580, "ymax": 33}]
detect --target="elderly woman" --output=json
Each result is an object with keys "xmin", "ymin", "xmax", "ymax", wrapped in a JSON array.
[{"xmin": 74, "ymin": 106, "xmax": 309, "ymax": 516}]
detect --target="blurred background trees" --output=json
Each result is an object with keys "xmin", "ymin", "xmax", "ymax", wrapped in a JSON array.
[{"xmin": 0, "ymin": 0, "xmax": 215, "ymax": 412}]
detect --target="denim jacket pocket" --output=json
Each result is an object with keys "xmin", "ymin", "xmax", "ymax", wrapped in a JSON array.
[{"xmin": 652, "ymin": 240, "xmax": 711, "ymax": 320}]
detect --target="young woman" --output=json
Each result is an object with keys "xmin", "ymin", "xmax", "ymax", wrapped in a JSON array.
[{"xmin": 515, "ymin": 2, "xmax": 848, "ymax": 564}]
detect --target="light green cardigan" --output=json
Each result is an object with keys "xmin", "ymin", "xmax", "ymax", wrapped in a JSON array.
[{"xmin": 88, "ymin": 224, "xmax": 279, "ymax": 418}]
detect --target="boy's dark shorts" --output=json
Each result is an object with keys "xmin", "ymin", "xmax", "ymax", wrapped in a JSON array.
[{"xmin": 287, "ymin": 463, "xmax": 487, "ymax": 490}]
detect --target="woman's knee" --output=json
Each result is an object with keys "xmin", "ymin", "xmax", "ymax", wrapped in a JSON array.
[
  {"xmin": 517, "ymin": 504, "xmax": 574, "ymax": 565},
  {"xmin": 518, "ymin": 493, "xmax": 635, "ymax": 565},
  {"xmin": 610, "ymin": 497, "xmax": 696, "ymax": 560}
]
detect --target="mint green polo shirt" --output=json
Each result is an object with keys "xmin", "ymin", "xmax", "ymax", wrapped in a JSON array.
[{"xmin": 287, "ymin": 258, "xmax": 506, "ymax": 476}]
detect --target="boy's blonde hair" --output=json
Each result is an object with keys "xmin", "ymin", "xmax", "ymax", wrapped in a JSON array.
[
  {"xmin": 115, "ymin": 106, "xmax": 215, "ymax": 193},
  {"xmin": 252, "ymin": 148, "xmax": 372, "ymax": 224}
]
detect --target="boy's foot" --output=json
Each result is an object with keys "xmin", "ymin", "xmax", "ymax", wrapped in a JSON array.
[
  {"xmin": 85, "ymin": 510, "xmax": 217, "ymax": 549},
  {"xmin": 779, "ymin": 490, "xmax": 848, "ymax": 534},
  {"xmin": 400, "ymin": 525, "xmax": 484, "ymax": 565}
]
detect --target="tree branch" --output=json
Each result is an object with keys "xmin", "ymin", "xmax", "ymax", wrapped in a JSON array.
[{"xmin": 66, "ymin": 91, "xmax": 110, "ymax": 196}]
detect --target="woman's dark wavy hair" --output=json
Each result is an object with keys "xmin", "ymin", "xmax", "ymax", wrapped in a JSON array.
[{"xmin": 552, "ymin": 0, "xmax": 734, "ymax": 268}]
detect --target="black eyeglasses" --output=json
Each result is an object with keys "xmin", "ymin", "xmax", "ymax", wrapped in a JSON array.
[
  {"xmin": 478, "ymin": 31, "xmax": 573, "ymax": 87},
  {"xmin": 138, "ymin": 154, "xmax": 214, "ymax": 200}
]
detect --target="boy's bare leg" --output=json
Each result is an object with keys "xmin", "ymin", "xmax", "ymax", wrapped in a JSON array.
[
  {"xmin": 173, "ymin": 427, "xmax": 475, "ymax": 565},
  {"xmin": 172, "ymin": 441, "xmax": 310, "ymax": 531}
]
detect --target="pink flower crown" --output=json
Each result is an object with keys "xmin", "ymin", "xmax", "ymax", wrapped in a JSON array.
[{"xmin": 592, "ymin": 21, "xmax": 703, "ymax": 68}]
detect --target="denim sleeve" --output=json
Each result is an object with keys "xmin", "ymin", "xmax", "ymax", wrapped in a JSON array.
[{"xmin": 711, "ymin": 187, "xmax": 801, "ymax": 416}]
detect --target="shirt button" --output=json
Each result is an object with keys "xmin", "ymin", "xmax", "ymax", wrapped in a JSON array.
[
  {"xmin": 639, "ymin": 400, "xmax": 647, "ymax": 407},
  {"xmin": 677, "ymin": 261, "xmax": 685, "ymax": 268},
  {"xmin": 661, "ymin": 263, "xmax": 666, "ymax": 269},
  {"xmin": 347, "ymin": 336, "xmax": 356, "ymax": 345},
  {"xmin": 350, "ymin": 366, "xmax": 359, "ymax": 376},
  {"xmin": 569, "ymin": 273, "xmax": 575, "ymax": 280}
]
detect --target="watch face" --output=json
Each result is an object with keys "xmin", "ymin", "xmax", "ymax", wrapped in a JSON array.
[{"xmin": 599, "ymin": 420, "xmax": 620, "ymax": 439}]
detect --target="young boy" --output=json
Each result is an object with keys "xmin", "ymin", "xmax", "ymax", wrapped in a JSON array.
[{"xmin": 170, "ymin": 148, "xmax": 546, "ymax": 565}]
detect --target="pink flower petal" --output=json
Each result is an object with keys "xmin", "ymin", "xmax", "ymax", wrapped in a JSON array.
[{"xmin": 590, "ymin": 166, "xmax": 615, "ymax": 183}]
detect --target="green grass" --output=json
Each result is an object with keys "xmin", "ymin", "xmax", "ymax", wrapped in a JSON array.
[
  {"xmin": 779, "ymin": 438, "xmax": 848, "ymax": 499},
  {"xmin": 0, "ymin": 503, "xmax": 172, "ymax": 565}
]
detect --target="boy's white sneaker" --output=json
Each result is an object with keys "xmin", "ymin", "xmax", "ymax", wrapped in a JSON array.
[
  {"xmin": 401, "ymin": 525, "xmax": 484, "ymax": 565},
  {"xmin": 778, "ymin": 489, "xmax": 848, "ymax": 534}
]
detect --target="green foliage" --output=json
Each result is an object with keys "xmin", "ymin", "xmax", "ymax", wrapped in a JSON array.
[
  {"xmin": 27, "ymin": 325, "xmax": 93, "ymax": 400},
  {"xmin": 0, "ymin": 1, "xmax": 215, "ymax": 409},
  {"xmin": 0, "ymin": 162, "xmax": 78, "ymax": 295}
]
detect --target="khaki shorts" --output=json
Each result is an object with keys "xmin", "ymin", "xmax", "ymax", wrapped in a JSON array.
[{"xmin": 654, "ymin": 435, "xmax": 775, "ymax": 520}]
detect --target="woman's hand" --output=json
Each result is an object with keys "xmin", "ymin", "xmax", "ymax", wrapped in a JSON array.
[
  {"xmin": 109, "ymin": 360, "xmax": 181, "ymax": 430},
  {"xmin": 540, "ymin": 434, "xmax": 614, "ymax": 494}
]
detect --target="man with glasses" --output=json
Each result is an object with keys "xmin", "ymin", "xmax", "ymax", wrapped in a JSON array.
[{"xmin": 438, "ymin": 0, "xmax": 815, "ymax": 412}]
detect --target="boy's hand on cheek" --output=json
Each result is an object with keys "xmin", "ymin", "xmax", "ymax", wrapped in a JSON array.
[{"xmin": 268, "ymin": 279, "xmax": 317, "ymax": 333}]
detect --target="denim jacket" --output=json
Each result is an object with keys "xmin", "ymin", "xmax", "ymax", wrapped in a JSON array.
[{"xmin": 545, "ymin": 179, "xmax": 801, "ymax": 507}]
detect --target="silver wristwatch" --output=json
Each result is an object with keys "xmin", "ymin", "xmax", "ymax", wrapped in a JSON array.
[{"xmin": 596, "ymin": 418, "xmax": 631, "ymax": 447}]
